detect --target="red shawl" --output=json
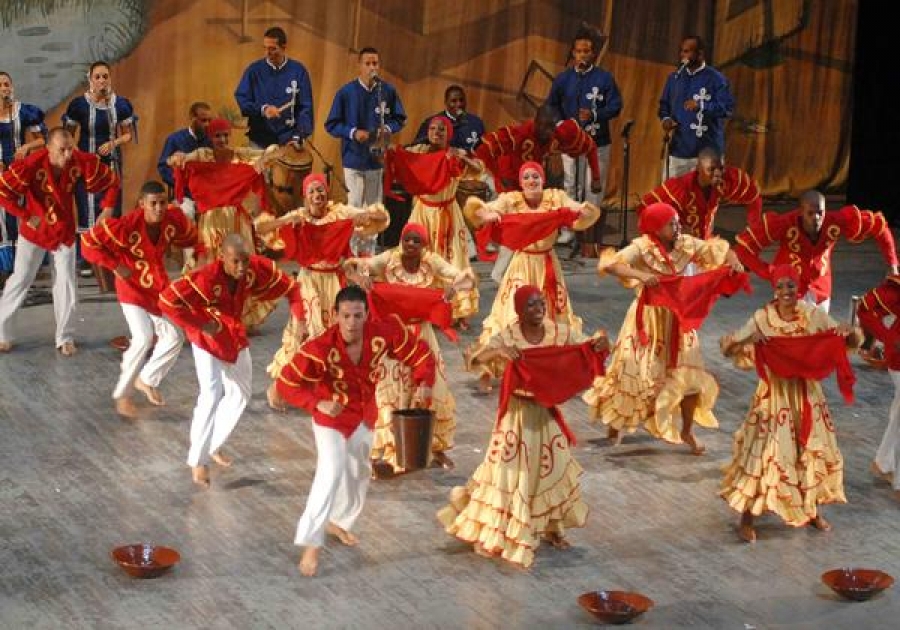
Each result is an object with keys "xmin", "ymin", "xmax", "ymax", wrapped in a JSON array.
[
  {"xmin": 474, "ymin": 209, "xmax": 580, "ymax": 262},
  {"xmin": 498, "ymin": 342, "xmax": 608, "ymax": 445},
  {"xmin": 754, "ymin": 331, "xmax": 856, "ymax": 446},
  {"xmin": 384, "ymin": 147, "xmax": 463, "ymax": 199},
  {"xmin": 637, "ymin": 268, "xmax": 752, "ymax": 367},
  {"xmin": 174, "ymin": 161, "xmax": 268, "ymax": 214},
  {"xmin": 368, "ymin": 282, "xmax": 457, "ymax": 341},
  {"xmin": 281, "ymin": 219, "xmax": 354, "ymax": 267}
]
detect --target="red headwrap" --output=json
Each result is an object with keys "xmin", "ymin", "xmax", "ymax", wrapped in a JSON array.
[
  {"xmin": 770, "ymin": 263, "xmax": 800, "ymax": 289},
  {"xmin": 401, "ymin": 222, "xmax": 429, "ymax": 245},
  {"xmin": 518, "ymin": 161, "xmax": 545, "ymax": 186},
  {"xmin": 303, "ymin": 173, "xmax": 329, "ymax": 195},
  {"xmin": 638, "ymin": 202, "xmax": 677, "ymax": 235},
  {"xmin": 207, "ymin": 118, "xmax": 232, "ymax": 136},
  {"xmin": 514, "ymin": 285, "xmax": 543, "ymax": 318},
  {"xmin": 428, "ymin": 115, "xmax": 455, "ymax": 141}
]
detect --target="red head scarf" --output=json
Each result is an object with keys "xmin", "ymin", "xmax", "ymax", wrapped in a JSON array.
[
  {"xmin": 518, "ymin": 161, "xmax": 545, "ymax": 187},
  {"xmin": 639, "ymin": 202, "xmax": 678, "ymax": 235},
  {"xmin": 428, "ymin": 115, "xmax": 455, "ymax": 141},
  {"xmin": 303, "ymin": 173, "xmax": 329, "ymax": 195},
  {"xmin": 770, "ymin": 263, "xmax": 801, "ymax": 289},
  {"xmin": 401, "ymin": 222, "xmax": 429, "ymax": 246},
  {"xmin": 207, "ymin": 118, "xmax": 232, "ymax": 136},
  {"xmin": 514, "ymin": 285, "xmax": 543, "ymax": 319}
]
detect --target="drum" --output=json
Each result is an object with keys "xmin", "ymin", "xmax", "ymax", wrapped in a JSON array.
[
  {"xmin": 455, "ymin": 178, "xmax": 490, "ymax": 210},
  {"xmin": 391, "ymin": 408, "xmax": 435, "ymax": 471},
  {"xmin": 266, "ymin": 144, "xmax": 313, "ymax": 216}
]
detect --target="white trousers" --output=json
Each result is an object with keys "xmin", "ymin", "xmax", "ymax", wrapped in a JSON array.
[
  {"xmin": 187, "ymin": 345, "xmax": 252, "ymax": 467},
  {"xmin": 662, "ymin": 155, "xmax": 698, "ymax": 182},
  {"xmin": 562, "ymin": 144, "xmax": 611, "ymax": 206},
  {"xmin": 345, "ymin": 167, "xmax": 383, "ymax": 255},
  {"xmin": 876, "ymin": 370, "xmax": 900, "ymax": 490},
  {"xmin": 113, "ymin": 303, "xmax": 183, "ymax": 399},
  {"xmin": 0, "ymin": 236, "xmax": 77, "ymax": 347},
  {"xmin": 295, "ymin": 422, "xmax": 373, "ymax": 547}
]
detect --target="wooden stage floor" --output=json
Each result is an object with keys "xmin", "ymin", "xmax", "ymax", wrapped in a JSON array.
[{"xmin": 2, "ymin": 207, "xmax": 899, "ymax": 629}]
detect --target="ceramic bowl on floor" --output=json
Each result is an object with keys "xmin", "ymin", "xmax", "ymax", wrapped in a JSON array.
[
  {"xmin": 578, "ymin": 590, "xmax": 654, "ymax": 624},
  {"xmin": 821, "ymin": 568, "xmax": 894, "ymax": 601},
  {"xmin": 112, "ymin": 543, "xmax": 180, "ymax": 578}
]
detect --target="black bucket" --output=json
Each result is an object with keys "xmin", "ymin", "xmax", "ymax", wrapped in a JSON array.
[{"xmin": 391, "ymin": 408, "xmax": 435, "ymax": 471}]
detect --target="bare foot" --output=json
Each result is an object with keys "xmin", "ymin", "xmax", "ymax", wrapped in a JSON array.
[
  {"xmin": 478, "ymin": 374, "xmax": 493, "ymax": 394},
  {"xmin": 299, "ymin": 546, "xmax": 320, "ymax": 576},
  {"xmin": 738, "ymin": 512, "xmax": 756, "ymax": 543},
  {"xmin": 542, "ymin": 532, "xmax": 571, "ymax": 550},
  {"xmin": 371, "ymin": 460, "xmax": 397, "ymax": 480},
  {"xmin": 57, "ymin": 341, "xmax": 77, "ymax": 357},
  {"xmin": 871, "ymin": 461, "xmax": 894, "ymax": 483},
  {"xmin": 267, "ymin": 383, "xmax": 287, "ymax": 412},
  {"xmin": 680, "ymin": 431, "xmax": 706, "ymax": 456},
  {"xmin": 114, "ymin": 396, "xmax": 139, "ymax": 419},
  {"xmin": 0, "ymin": 341, "xmax": 12, "ymax": 353},
  {"xmin": 810, "ymin": 514, "xmax": 832, "ymax": 532},
  {"xmin": 211, "ymin": 450, "xmax": 233, "ymax": 467},
  {"xmin": 109, "ymin": 335, "xmax": 130, "ymax": 352},
  {"xmin": 607, "ymin": 427, "xmax": 623, "ymax": 446},
  {"xmin": 326, "ymin": 522, "xmax": 359, "ymax": 546},
  {"xmin": 431, "ymin": 451, "xmax": 455, "ymax": 470},
  {"xmin": 134, "ymin": 378, "xmax": 165, "ymax": 406},
  {"xmin": 191, "ymin": 465, "xmax": 210, "ymax": 488}
]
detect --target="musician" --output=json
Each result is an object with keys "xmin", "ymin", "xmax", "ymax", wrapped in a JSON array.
[
  {"xmin": 80, "ymin": 181, "xmax": 197, "ymax": 418},
  {"xmin": 234, "ymin": 26, "xmax": 313, "ymax": 149},
  {"xmin": 412, "ymin": 85, "xmax": 485, "ymax": 153},
  {"xmin": 658, "ymin": 35, "xmax": 734, "ymax": 180},
  {"xmin": 325, "ymin": 46, "xmax": 406, "ymax": 253},
  {"xmin": 547, "ymin": 26, "xmax": 622, "ymax": 244},
  {"xmin": 157, "ymin": 101, "xmax": 213, "ymax": 197},
  {"xmin": 63, "ymin": 61, "xmax": 134, "ymax": 229},
  {"xmin": 0, "ymin": 128, "xmax": 118, "ymax": 356},
  {"xmin": 0, "ymin": 71, "xmax": 47, "ymax": 284},
  {"xmin": 159, "ymin": 234, "xmax": 306, "ymax": 488}
]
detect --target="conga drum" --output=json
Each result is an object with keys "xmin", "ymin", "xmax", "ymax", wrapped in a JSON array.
[
  {"xmin": 266, "ymin": 144, "xmax": 313, "ymax": 216},
  {"xmin": 455, "ymin": 178, "xmax": 490, "ymax": 210},
  {"xmin": 390, "ymin": 408, "xmax": 435, "ymax": 471}
]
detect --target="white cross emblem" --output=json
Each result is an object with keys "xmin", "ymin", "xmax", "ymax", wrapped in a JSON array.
[
  {"xmin": 691, "ymin": 88, "xmax": 711, "ymax": 137},
  {"xmin": 465, "ymin": 131, "xmax": 479, "ymax": 149},
  {"xmin": 284, "ymin": 80, "xmax": 299, "ymax": 126},
  {"xmin": 585, "ymin": 86, "xmax": 604, "ymax": 106},
  {"xmin": 693, "ymin": 87, "xmax": 711, "ymax": 106},
  {"xmin": 375, "ymin": 102, "xmax": 390, "ymax": 117}
]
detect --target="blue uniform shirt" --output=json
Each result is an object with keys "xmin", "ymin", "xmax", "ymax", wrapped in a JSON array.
[
  {"xmin": 157, "ymin": 127, "xmax": 212, "ymax": 188},
  {"xmin": 325, "ymin": 79, "xmax": 406, "ymax": 171},
  {"xmin": 235, "ymin": 57, "xmax": 314, "ymax": 146},
  {"xmin": 658, "ymin": 63, "xmax": 734, "ymax": 159},
  {"xmin": 413, "ymin": 110, "xmax": 486, "ymax": 152},
  {"xmin": 548, "ymin": 65, "xmax": 622, "ymax": 147}
]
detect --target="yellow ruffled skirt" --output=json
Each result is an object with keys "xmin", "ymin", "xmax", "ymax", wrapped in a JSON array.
[
  {"xmin": 372, "ymin": 323, "xmax": 456, "ymax": 468},
  {"xmin": 720, "ymin": 377, "xmax": 846, "ymax": 526},
  {"xmin": 582, "ymin": 301, "xmax": 718, "ymax": 442},
  {"xmin": 436, "ymin": 397, "xmax": 588, "ymax": 568}
]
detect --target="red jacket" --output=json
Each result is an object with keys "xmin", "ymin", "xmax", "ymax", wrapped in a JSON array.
[
  {"xmin": 0, "ymin": 148, "xmax": 119, "ymax": 251},
  {"xmin": 637, "ymin": 166, "xmax": 761, "ymax": 239},
  {"xmin": 475, "ymin": 119, "xmax": 598, "ymax": 192},
  {"xmin": 80, "ymin": 206, "xmax": 197, "ymax": 315},
  {"xmin": 159, "ymin": 255, "xmax": 304, "ymax": 363},
  {"xmin": 276, "ymin": 315, "xmax": 436, "ymax": 438},
  {"xmin": 858, "ymin": 276, "xmax": 900, "ymax": 370},
  {"xmin": 735, "ymin": 205, "xmax": 897, "ymax": 303}
]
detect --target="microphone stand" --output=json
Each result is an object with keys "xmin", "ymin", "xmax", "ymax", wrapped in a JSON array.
[
  {"xmin": 618, "ymin": 119, "xmax": 635, "ymax": 248},
  {"xmin": 304, "ymin": 137, "xmax": 348, "ymax": 193}
]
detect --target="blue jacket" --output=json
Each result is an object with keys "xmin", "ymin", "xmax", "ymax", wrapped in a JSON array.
[
  {"xmin": 234, "ymin": 58, "xmax": 313, "ymax": 146},
  {"xmin": 325, "ymin": 79, "xmax": 406, "ymax": 171},
  {"xmin": 658, "ymin": 64, "xmax": 734, "ymax": 159},
  {"xmin": 548, "ymin": 66, "xmax": 622, "ymax": 147},
  {"xmin": 413, "ymin": 110, "xmax": 486, "ymax": 152},
  {"xmin": 156, "ymin": 128, "xmax": 211, "ymax": 188}
]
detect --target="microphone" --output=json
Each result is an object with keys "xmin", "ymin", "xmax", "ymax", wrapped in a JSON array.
[
  {"xmin": 621, "ymin": 119, "xmax": 635, "ymax": 139},
  {"xmin": 370, "ymin": 70, "xmax": 381, "ymax": 84},
  {"xmin": 675, "ymin": 61, "xmax": 688, "ymax": 78}
]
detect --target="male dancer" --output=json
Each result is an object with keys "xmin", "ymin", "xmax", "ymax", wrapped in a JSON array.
[
  {"xmin": 160, "ymin": 234, "xmax": 306, "ymax": 487},
  {"xmin": 277, "ymin": 285, "xmax": 434, "ymax": 576},
  {"xmin": 0, "ymin": 127, "xmax": 118, "ymax": 355},
  {"xmin": 81, "ymin": 181, "xmax": 197, "ymax": 418}
]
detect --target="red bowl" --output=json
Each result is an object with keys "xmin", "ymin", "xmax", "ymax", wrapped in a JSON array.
[
  {"xmin": 112, "ymin": 544, "xmax": 180, "ymax": 578},
  {"xmin": 822, "ymin": 568, "xmax": 894, "ymax": 601},
  {"xmin": 578, "ymin": 590, "xmax": 654, "ymax": 624}
]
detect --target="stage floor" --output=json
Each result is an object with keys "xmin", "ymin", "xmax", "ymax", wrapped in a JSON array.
[{"xmin": 2, "ymin": 207, "xmax": 899, "ymax": 629}]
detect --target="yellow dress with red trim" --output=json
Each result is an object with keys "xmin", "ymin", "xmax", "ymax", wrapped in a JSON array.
[
  {"xmin": 582, "ymin": 234, "xmax": 730, "ymax": 442},
  {"xmin": 404, "ymin": 144, "xmax": 480, "ymax": 319},
  {"xmin": 464, "ymin": 189, "xmax": 600, "ymax": 377},
  {"xmin": 354, "ymin": 249, "xmax": 466, "ymax": 466},
  {"xmin": 719, "ymin": 302, "xmax": 847, "ymax": 526},
  {"xmin": 266, "ymin": 201, "xmax": 390, "ymax": 379},
  {"xmin": 436, "ymin": 320, "xmax": 589, "ymax": 568}
]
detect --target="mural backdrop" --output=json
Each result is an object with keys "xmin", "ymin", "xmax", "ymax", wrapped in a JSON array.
[{"xmin": 1, "ymin": 0, "xmax": 856, "ymax": 211}]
